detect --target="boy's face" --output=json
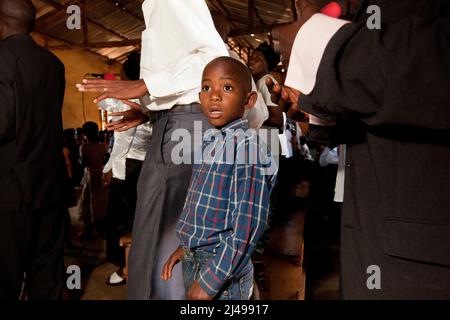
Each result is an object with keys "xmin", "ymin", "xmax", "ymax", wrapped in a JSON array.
[{"xmin": 200, "ymin": 61, "xmax": 255, "ymax": 128}]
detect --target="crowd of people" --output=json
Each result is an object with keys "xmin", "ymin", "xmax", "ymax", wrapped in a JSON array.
[{"xmin": 1, "ymin": 0, "xmax": 448, "ymax": 301}]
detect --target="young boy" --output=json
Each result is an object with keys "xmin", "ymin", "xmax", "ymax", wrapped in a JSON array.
[{"xmin": 161, "ymin": 56, "xmax": 277, "ymax": 300}]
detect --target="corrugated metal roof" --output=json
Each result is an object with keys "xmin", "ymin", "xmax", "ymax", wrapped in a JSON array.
[{"xmin": 31, "ymin": 0, "xmax": 301, "ymax": 63}]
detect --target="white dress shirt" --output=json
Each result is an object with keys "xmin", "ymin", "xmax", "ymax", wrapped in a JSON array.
[
  {"xmin": 102, "ymin": 99, "xmax": 152, "ymax": 180},
  {"xmin": 285, "ymin": 13, "xmax": 349, "ymax": 94},
  {"xmin": 139, "ymin": 0, "xmax": 228, "ymax": 111}
]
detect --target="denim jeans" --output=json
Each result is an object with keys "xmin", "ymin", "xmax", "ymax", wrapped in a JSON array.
[{"xmin": 182, "ymin": 249, "xmax": 254, "ymax": 300}]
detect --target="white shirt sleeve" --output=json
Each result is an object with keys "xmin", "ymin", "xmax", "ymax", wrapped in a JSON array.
[
  {"xmin": 285, "ymin": 13, "xmax": 349, "ymax": 94},
  {"xmin": 140, "ymin": 0, "xmax": 228, "ymax": 105}
]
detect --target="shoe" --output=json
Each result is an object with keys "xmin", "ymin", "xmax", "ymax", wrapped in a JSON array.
[{"xmin": 105, "ymin": 272, "xmax": 126, "ymax": 286}]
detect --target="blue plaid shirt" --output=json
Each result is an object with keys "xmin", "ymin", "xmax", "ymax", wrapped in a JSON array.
[{"xmin": 177, "ymin": 118, "xmax": 277, "ymax": 296}]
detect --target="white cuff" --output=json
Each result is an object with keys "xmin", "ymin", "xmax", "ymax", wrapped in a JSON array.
[{"xmin": 285, "ymin": 13, "xmax": 349, "ymax": 94}]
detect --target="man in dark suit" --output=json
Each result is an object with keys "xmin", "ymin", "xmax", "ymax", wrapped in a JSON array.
[
  {"xmin": 271, "ymin": 0, "xmax": 450, "ymax": 298},
  {"xmin": 0, "ymin": 0, "xmax": 66, "ymax": 300}
]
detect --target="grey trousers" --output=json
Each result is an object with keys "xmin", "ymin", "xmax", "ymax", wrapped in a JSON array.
[{"xmin": 127, "ymin": 107, "xmax": 209, "ymax": 300}]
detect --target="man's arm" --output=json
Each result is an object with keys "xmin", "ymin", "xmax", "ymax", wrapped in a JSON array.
[
  {"xmin": 142, "ymin": 0, "xmax": 228, "ymax": 99},
  {"xmin": 0, "ymin": 48, "xmax": 16, "ymax": 144},
  {"xmin": 288, "ymin": 11, "xmax": 450, "ymax": 130}
]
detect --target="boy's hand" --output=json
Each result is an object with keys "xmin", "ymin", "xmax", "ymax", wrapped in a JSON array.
[
  {"xmin": 187, "ymin": 280, "xmax": 213, "ymax": 300},
  {"xmin": 161, "ymin": 247, "xmax": 184, "ymax": 281}
]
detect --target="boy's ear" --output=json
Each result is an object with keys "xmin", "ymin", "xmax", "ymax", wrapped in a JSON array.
[{"xmin": 244, "ymin": 91, "xmax": 257, "ymax": 110}]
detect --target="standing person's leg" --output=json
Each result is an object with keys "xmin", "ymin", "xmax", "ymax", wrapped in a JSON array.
[
  {"xmin": 128, "ymin": 108, "xmax": 209, "ymax": 300},
  {"xmin": 90, "ymin": 172, "xmax": 108, "ymax": 236},
  {"xmin": 78, "ymin": 172, "xmax": 93, "ymax": 238},
  {"xmin": 123, "ymin": 159, "xmax": 143, "ymax": 231},
  {"xmin": 106, "ymin": 178, "xmax": 127, "ymax": 267},
  {"xmin": 0, "ymin": 213, "xmax": 31, "ymax": 300},
  {"xmin": 26, "ymin": 203, "xmax": 65, "ymax": 300},
  {"xmin": 105, "ymin": 159, "xmax": 142, "ymax": 284}
]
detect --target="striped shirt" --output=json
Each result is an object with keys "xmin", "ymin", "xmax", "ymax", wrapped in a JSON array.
[{"xmin": 177, "ymin": 118, "xmax": 277, "ymax": 296}]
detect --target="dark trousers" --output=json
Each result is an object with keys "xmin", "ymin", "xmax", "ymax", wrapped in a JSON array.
[
  {"xmin": 106, "ymin": 158, "xmax": 143, "ymax": 266},
  {"xmin": 128, "ymin": 106, "xmax": 210, "ymax": 300},
  {"xmin": 0, "ymin": 203, "xmax": 65, "ymax": 300}
]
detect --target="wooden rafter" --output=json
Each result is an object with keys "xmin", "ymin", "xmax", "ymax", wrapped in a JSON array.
[
  {"xmin": 46, "ymin": 39, "xmax": 141, "ymax": 50},
  {"xmin": 80, "ymin": 0, "xmax": 89, "ymax": 45},
  {"xmin": 106, "ymin": 0, "xmax": 144, "ymax": 22},
  {"xmin": 254, "ymin": 7, "xmax": 266, "ymax": 27},
  {"xmin": 291, "ymin": 0, "xmax": 298, "ymax": 21},
  {"xmin": 228, "ymin": 24, "xmax": 272, "ymax": 37},
  {"xmin": 41, "ymin": 33, "xmax": 109, "ymax": 61},
  {"xmin": 248, "ymin": 0, "xmax": 255, "ymax": 27},
  {"xmin": 39, "ymin": 0, "xmax": 128, "ymax": 41}
]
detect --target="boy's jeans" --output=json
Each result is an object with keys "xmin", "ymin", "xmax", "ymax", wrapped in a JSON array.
[{"xmin": 182, "ymin": 249, "xmax": 254, "ymax": 300}]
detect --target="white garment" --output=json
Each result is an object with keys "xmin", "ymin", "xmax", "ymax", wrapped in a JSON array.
[
  {"xmin": 319, "ymin": 146, "xmax": 339, "ymax": 167},
  {"xmin": 139, "ymin": 0, "xmax": 228, "ymax": 111},
  {"xmin": 228, "ymin": 49, "xmax": 269, "ymax": 129},
  {"xmin": 102, "ymin": 99, "xmax": 152, "ymax": 180},
  {"xmin": 334, "ymin": 144, "xmax": 346, "ymax": 202},
  {"xmin": 277, "ymin": 112, "xmax": 293, "ymax": 158},
  {"xmin": 285, "ymin": 13, "xmax": 349, "ymax": 94},
  {"xmin": 256, "ymin": 74, "xmax": 278, "ymax": 108}
]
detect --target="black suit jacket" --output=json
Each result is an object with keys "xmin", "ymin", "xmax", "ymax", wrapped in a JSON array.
[
  {"xmin": 0, "ymin": 34, "xmax": 66, "ymax": 214},
  {"xmin": 302, "ymin": 0, "xmax": 450, "ymax": 298}
]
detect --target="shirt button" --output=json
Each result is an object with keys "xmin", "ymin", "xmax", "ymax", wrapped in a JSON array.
[{"xmin": 346, "ymin": 163, "xmax": 352, "ymax": 168}]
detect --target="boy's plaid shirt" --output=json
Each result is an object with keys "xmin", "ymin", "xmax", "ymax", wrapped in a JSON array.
[{"xmin": 177, "ymin": 118, "xmax": 277, "ymax": 296}]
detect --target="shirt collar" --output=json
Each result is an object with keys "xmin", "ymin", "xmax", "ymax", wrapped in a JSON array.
[
  {"xmin": 220, "ymin": 118, "xmax": 249, "ymax": 133},
  {"xmin": 203, "ymin": 118, "xmax": 249, "ymax": 142}
]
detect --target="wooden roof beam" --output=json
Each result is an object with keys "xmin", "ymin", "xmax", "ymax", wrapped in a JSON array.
[
  {"xmin": 248, "ymin": 0, "xmax": 255, "ymax": 27},
  {"xmin": 39, "ymin": 0, "xmax": 129, "ymax": 40},
  {"xmin": 46, "ymin": 39, "xmax": 141, "ymax": 50},
  {"xmin": 106, "ymin": 0, "xmax": 144, "ymax": 22},
  {"xmin": 228, "ymin": 25, "xmax": 272, "ymax": 37}
]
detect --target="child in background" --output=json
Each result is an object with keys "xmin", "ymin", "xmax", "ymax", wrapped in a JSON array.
[{"xmin": 77, "ymin": 121, "xmax": 108, "ymax": 240}]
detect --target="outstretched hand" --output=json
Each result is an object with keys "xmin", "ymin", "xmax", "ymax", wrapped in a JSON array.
[
  {"xmin": 105, "ymin": 100, "xmax": 149, "ymax": 132},
  {"xmin": 76, "ymin": 79, "xmax": 148, "ymax": 103},
  {"xmin": 161, "ymin": 247, "xmax": 185, "ymax": 281}
]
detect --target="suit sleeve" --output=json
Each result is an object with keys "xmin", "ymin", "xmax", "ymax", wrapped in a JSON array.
[
  {"xmin": 298, "ymin": 11, "xmax": 450, "ymax": 131},
  {"xmin": 0, "ymin": 48, "xmax": 16, "ymax": 144}
]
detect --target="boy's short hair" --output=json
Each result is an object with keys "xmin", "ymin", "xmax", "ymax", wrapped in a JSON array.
[{"xmin": 205, "ymin": 56, "xmax": 253, "ymax": 93}]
